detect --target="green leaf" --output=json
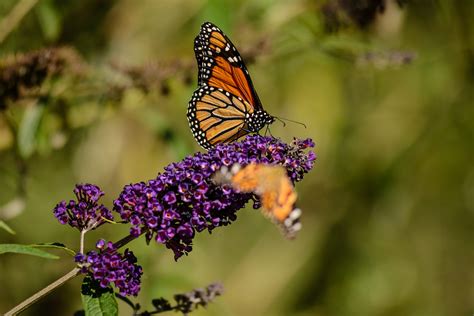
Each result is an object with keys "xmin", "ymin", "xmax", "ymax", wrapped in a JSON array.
[
  {"xmin": 17, "ymin": 103, "xmax": 45, "ymax": 159},
  {"xmin": 114, "ymin": 293, "xmax": 137, "ymax": 311},
  {"xmin": 0, "ymin": 221, "xmax": 16, "ymax": 234},
  {"xmin": 0, "ymin": 244, "xmax": 59, "ymax": 259},
  {"xmin": 35, "ymin": 0, "xmax": 61, "ymax": 41},
  {"xmin": 33, "ymin": 242, "xmax": 76, "ymax": 256},
  {"xmin": 81, "ymin": 285, "xmax": 119, "ymax": 316}
]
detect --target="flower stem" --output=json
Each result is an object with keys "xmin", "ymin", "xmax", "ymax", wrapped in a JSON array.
[
  {"xmin": 80, "ymin": 229, "xmax": 86, "ymax": 254},
  {"xmin": 113, "ymin": 233, "xmax": 141, "ymax": 249},
  {"xmin": 4, "ymin": 233, "xmax": 140, "ymax": 315},
  {"xmin": 4, "ymin": 267, "xmax": 81, "ymax": 316}
]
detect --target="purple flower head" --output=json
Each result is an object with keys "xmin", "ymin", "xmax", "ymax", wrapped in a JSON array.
[
  {"xmin": 76, "ymin": 240, "xmax": 143, "ymax": 296},
  {"xmin": 114, "ymin": 135, "xmax": 316, "ymax": 260},
  {"xmin": 53, "ymin": 184, "xmax": 113, "ymax": 231}
]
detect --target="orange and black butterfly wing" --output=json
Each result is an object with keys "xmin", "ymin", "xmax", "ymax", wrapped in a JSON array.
[
  {"xmin": 260, "ymin": 170, "xmax": 301, "ymax": 239},
  {"xmin": 187, "ymin": 85, "xmax": 254, "ymax": 149},
  {"xmin": 189, "ymin": 22, "xmax": 274, "ymax": 149},
  {"xmin": 194, "ymin": 35, "xmax": 207, "ymax": 86},
  {"xmin": 194, "ymin": 22, "xmax": 263, "ymax": 111},
  {"xmin": 241, "ymin": 164, "xmax": 301, "ymax": 238},
  {"xmin": 213, "ymin": 163, "xmax": 302, "ymax": 238}
]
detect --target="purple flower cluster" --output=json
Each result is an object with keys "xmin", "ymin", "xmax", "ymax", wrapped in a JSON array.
[
  {"xmin": 113, "ymin": 135, "xmax": 316, "ymax": 260},
  {"xmin": 173, "ymin": 282, "xmax": 224, "ymax": 313},
  {"xmin": 145, "ymin": 282, "xmax": 224, "ymax": 314},
  {"xmin": 53, "ymin": 184, "xmax": 113, "ymax": 231},
  {"xmin": 75, "ymin": 239, "xmax": 143, "ymax": 296}
]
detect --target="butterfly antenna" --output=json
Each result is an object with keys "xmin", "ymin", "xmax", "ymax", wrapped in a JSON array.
[
  {"xmin": 274, "ymin": 116, "xmax": 307, "ymax": 128},
  {"xmin": 274, "ymin": 116, "xmax": 286, "ymax": 127}
]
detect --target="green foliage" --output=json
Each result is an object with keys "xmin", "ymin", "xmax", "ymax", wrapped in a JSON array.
[
  {"xmin": 81, "ymin": 277, "xmax": 118, "ymax": 316},
  {"xmin": 35, "ymin": 0, "xmax": 61, "ymax": 42},
  {"xmin": 0, "ymin": 221, "xmax": 15, "ymax": 234},
  {"xmin": 81, "ymin": 293, "xmax": 118, "ymax": 316},
  {"xmin": 17, "ymin": 102, "xmax": 45, "ymax": 158},
  {"xmin": 0, "ymin": 243, "xmax": 59, "ymax": 259},
  {"xmin": 33, "ymin": 242, "xmax": 76, "ymax": 256}
]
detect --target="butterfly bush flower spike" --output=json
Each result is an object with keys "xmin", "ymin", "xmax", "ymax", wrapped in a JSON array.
[
  {"xmin": 114, "ymin": 135, "xmax": 316, "ymax": 260},
  {"xmin": 173, "ymin": 282, "xmax": 224, "ymax": 314},
  {"xmin": 75, "ymin": 239, "xmax": 143, "ymax": 296},
  {"xmin": 53, "ymin": 184, "xmax": 113, "ymax": 231}
]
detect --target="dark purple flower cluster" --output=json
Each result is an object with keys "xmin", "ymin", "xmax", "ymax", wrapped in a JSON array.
[
  {"xmin": 113, "ymin": 135, "xmax": 316, "ymax": 260},
  {"xmin": 173, "ymin": 282, "xmax": 224, "ymax": 313},
  {"xmin": 144, "ymin": 282, "xmax": 224, "ymax": 314},
  {"xmin": 53, "ymin": 184, "xmax": 113, "ymax": 231},
  {"xmin": 75, "ymin": 239, "xmax": 143, "ymax": 296}
]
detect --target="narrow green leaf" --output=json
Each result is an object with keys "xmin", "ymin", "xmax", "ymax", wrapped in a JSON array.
[
  {"xmin": 81, "ymin": 289, "xmax": 119, "ymax": 316},
  {"xmin": 33, "ymin": 242, "xmax": 76, "ymax": 256},
  {"xmin": 18, "ymin": 103, "xmax": 45, "ymax": 158},
  {"xmin": 0, "ymin": 244, "xmax": 59, "ymax": 259},
  {"xmin": 0, "ymin": 221, "xmax": 16, "ymax": 234},
  {"xmin": 35, "ymin": 0, "xmax": 61, "ymax": 41}
]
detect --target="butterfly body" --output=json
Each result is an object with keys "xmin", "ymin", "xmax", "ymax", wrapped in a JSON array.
[
  {"xmin": 246, "ymin": 109, "xmax": 275, "ymax": 132},
  {"xmin": 188, "ymin": 22, "xmax": 274, "ymax": 150}
]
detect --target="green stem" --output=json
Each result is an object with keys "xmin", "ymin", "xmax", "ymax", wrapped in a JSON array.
[
  {"xmin": 0, "ymin": 0, "xmax": 39, "ymax": 44},
  {"xmin": 4, "ymin": 267, "xmax": 81, "ymax": 316},
  {"xmin": 80, "ymin": 229, "xmax": 86, "ymax": 254}
]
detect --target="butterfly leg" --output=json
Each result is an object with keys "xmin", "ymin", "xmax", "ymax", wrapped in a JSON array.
[{"xmin": 264, "ymin": 125, "xmax": 274, "ymax": 138}]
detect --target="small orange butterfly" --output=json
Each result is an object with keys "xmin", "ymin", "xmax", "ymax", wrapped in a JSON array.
[{"xmin": 213, "ymin": 163, "xmax": 302, "ymax": 238}]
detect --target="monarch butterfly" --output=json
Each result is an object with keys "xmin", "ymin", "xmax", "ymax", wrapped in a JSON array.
[
  {"xmin": 187, "ymin": 22, "xmax": 275, "ymax": 150},
  {"xmin": 213, "ymin": 163, "xmax": 302, "ymax": 238}
]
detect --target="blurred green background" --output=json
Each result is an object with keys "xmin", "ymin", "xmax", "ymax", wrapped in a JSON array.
[{"xmin": 0, "ymin": 0, "xmax": 473, "ymax": 315}]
